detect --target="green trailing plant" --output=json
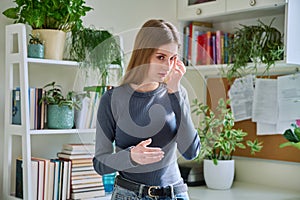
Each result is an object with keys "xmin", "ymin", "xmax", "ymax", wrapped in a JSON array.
[
  {"xmin": 40, "ymin": 81, "xmax": 81, "ymax": 110},
  {"xmin": 2, "ymin": 0, "xmax": 92, "ymax": 32},
  {"xmin": 68, "ymin": 26, "xmax": 123, "ymax": 85},
  {"xmin": 192, "ymin": 98, "xmax": 263, "ymax": 165},
  {"xmin": 224, "ymin": 18, "xmax": 284, "ymax": 81}
]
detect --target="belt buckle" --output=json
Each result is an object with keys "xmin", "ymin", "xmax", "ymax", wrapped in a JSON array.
[{"xmin": 148, "ymin": 186, "xmax": 160, "ymax": 197}]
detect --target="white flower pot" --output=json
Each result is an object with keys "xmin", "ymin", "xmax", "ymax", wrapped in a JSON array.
[{"xmin": 203, "ymin": 159, "xmax": 235, "ymax": 190}]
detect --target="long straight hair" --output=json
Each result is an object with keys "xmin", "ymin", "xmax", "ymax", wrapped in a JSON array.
[{"xmin": 120, "ymin": 19, "xmax": 181, "ymax": 85}]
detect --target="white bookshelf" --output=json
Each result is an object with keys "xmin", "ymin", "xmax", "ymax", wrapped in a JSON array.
[{"xmin": 3, "ymin": 23, "xmax": 96, "ymax": 200}]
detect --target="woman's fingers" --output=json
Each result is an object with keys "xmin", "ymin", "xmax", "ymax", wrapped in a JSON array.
[
  {"xmin": 139, "ymin": 138, "xmax": 152, "ymax": 147},
  {"xmin": 174, "ymin": 59, "xmax": 186, "ymax": 75},
  {"xmin": 165, "ymin": 59, "xmax": 186, "ymax": 93},
  {"xmin": 130, "ymin": 138, "xmax": 165, "ymax": 165}
]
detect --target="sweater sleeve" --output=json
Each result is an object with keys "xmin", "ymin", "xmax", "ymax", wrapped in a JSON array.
[
  {"xmin": 93, "ymin": 91, "xmax": 138, "ymax": 175},
  {"xmin": 169, "ymin": 86, "xmax": 200, "ymax": 160}
]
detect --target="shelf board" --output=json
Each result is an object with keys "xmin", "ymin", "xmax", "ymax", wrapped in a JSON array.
[
  {"xmin": 6, "ymin": 127, "xmax": 96, "ymax": 136},
  {"xmin": 186, "ymin": 61, "xmax": 300, "ymax": 78},
  {"xmin": 29, "ymin": 128, "xmax": 96, "ymax": 135},
  {"xmin": 5, "ymin": 195, "xmax": 19, "ymax": 200},
  {"xmin": 27, "ymin": 58, "xmax": 79, "ymax": 66}
]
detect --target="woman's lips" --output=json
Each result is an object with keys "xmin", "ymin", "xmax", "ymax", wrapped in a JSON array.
[{"xmin": 159, "ymin": 72, "xmax": 168, "ymax": 78}]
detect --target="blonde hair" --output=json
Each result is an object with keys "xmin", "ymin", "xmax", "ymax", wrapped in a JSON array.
[{"xmin": 120, "ymin": 19, "xmax": 181, "ymax": 85}]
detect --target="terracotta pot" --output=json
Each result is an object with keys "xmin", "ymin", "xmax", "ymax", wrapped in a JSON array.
[{"xmin": 32, "ymin": 29, "xmax": 66, "ymax": 60}]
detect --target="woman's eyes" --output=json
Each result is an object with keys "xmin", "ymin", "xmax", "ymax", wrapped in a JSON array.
[
  {"xmin": 157, "ymin": 55, "xmax": 165, "ymax": 60},
  {"xmin": 156, "ymin": 55, "xmax": 176, "ymax": 61}
]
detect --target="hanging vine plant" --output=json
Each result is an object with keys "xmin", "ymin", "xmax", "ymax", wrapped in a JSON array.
[
  {"xmin": 224, "ymin": 18, "xmax": 284, "ymax": 81},
  {"xmin": 68, "ymin": 26, "xmax": 123, "ymax": 85}
]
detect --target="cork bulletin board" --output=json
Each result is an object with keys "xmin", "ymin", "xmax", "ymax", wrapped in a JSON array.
[{"xmin": 206, "ymin": 77, "xmax": 300, "ymax": 163}]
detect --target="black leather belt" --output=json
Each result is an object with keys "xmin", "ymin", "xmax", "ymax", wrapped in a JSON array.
[{"xmin": 115, "ymin": 175, "xmax": 187, "ymax": 198}]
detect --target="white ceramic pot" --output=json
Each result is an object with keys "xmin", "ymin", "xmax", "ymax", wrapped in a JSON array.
[
  {"xmin": 203, "ymin": 159, "xmax": 235, "ymax": 190},
  {"xmin": 32, "ymin": 29, "xmax": 66, "ymax": 60}
]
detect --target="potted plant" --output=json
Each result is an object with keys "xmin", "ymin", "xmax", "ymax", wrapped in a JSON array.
[
  {"xmin": 27, "ymin": 33, "xmax": 44, "ymax": 59},
  {"xmin": 192, "ymin": 98, "xmax": 263, "ymax": 189},
  {"xmin": 2, "ymin": 0, "xmax": 92, "ymax": 60},
  {"xmin": 40, "ymin": 81, "xmax": 81, "ymax": 129},
  {"xmin": 224, "ymin": 18, "xmax": 284, "ymax": 81},
  {"xmin": 280, "ymin": 120, "xmax": 300, "ymax": 150},
  {"xmin": 68, "ymin": 26, "xmax": 123, "ymax": 86}
]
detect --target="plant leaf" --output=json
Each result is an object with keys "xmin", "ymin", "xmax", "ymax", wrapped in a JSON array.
[
  {"xmin": 283, "ymin": 129, "xmax": 300, "ymax": 143},
  {"xmin": 279, "ymin": 142, "xmax": 300, "ymax": 150}
]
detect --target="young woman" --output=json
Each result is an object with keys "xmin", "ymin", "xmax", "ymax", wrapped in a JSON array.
[{"xmin": 93, "ymin": 19, "xmax": 200, "ymax": 200}]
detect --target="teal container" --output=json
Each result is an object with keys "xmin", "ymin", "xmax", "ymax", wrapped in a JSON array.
[
  {"xmin": 28, "ymin": 44, "xmax": 44, "ymax": 58},
  {"xmin": 47, "ymin": 105, "xmax": 74, "ymax": 129},
  {"xmin": 102, "ymin": 173, "xmax": 116, "ymax": 194}
]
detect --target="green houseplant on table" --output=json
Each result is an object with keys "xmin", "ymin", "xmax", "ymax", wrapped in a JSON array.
[
  {"xmin": 224, "ymin": 18, "xmax": 284, "ymax": 81},
  {"xmin": 192, "ymin": 98, "xmax": 263, "ymax": 189},
  {"xmin": 40, "ymin": 81, "xmax": 81, "ymax": 129},
  {"xmin": 2, "ymin": 0, "xmax": 92, "ymax": 60}
]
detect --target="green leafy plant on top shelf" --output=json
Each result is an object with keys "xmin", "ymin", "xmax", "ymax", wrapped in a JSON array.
[
  {"xmin": 224, "ymin": 18, "xmax": 284, "ymax": 81},
  {"xmin": 68, "ymin": 26, "xmax": 123, "ymax": 85},
  {"xmin": 2, "ymin": 0, "xmax": 92, "ymax": 32},
  {"xmin": 40, "ymin": 81, "xmax": 81, "ymax": 110},
  {"xmin": 192, "ymin": 98, "xmax": 263, "ymax": 165}
]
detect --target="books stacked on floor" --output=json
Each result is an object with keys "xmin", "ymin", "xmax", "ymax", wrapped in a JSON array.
[{"xmin": 57, "ymin": 143, "xmax": 105, "ymax": 199}]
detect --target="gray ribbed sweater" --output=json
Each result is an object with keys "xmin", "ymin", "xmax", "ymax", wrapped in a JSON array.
[{"xmin": 93, "ymin": 83, "xmax": 200, "ymax": 187}]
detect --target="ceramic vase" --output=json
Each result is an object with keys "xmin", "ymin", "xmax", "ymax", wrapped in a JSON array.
[
  {"xmin": 203, "ymin": 159, "xmax": 235, "ymax": 190},
  {"xmin": 32, "ymin": 29, "xmax": 66, "ymax": 60},
  {"xmin": 47, "ymin": 104, "xmax": 74, "ymax": 129},
  {"xmin": 28, "ymin": 44, "xmax": 44, "ymax": 58}
]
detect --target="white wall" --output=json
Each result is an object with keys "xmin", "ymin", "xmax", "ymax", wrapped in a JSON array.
[
  {"xmin": 235, "ymin": 157, "xmax": 300, "ymax": 191},
  {"xmin": 84, "ymin": 0, "xmax": 178, "ymax": 65}
]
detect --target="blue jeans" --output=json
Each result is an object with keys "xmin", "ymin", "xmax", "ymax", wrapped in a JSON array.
[{"xmin": 111, "ymin": 185, "xmax": 190, "ymax": 200}]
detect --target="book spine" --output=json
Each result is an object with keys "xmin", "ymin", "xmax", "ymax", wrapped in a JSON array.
[
  {"xmin": 183, "ymin": 26, "xmax": 190, "ymax": 66},
  {"xmin": 216, "ymin": 30, "xmax": 222, "ymax": 64},
  {"xmin": 12, "ymin": 89, "xmax": 21, "ymax": 125},
  {"xmin": 15, "ymin": 158, "xmax": 23, "ymax": 198},
  {"xmin": 212, "ymin": 35, "xmax": 217, "ymax": 64},
  {"xmin": 205, "ymin": 31, "xmax": 214, "ymax": 65}
]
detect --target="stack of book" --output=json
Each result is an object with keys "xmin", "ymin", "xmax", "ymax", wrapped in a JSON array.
[
  {"xmin": 15, "ymin": 157, "xmax": 70, "ymax": 200},
  {"xmin": 57, "ymin": 143, "xmax": 105, "ymax": 199}
]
